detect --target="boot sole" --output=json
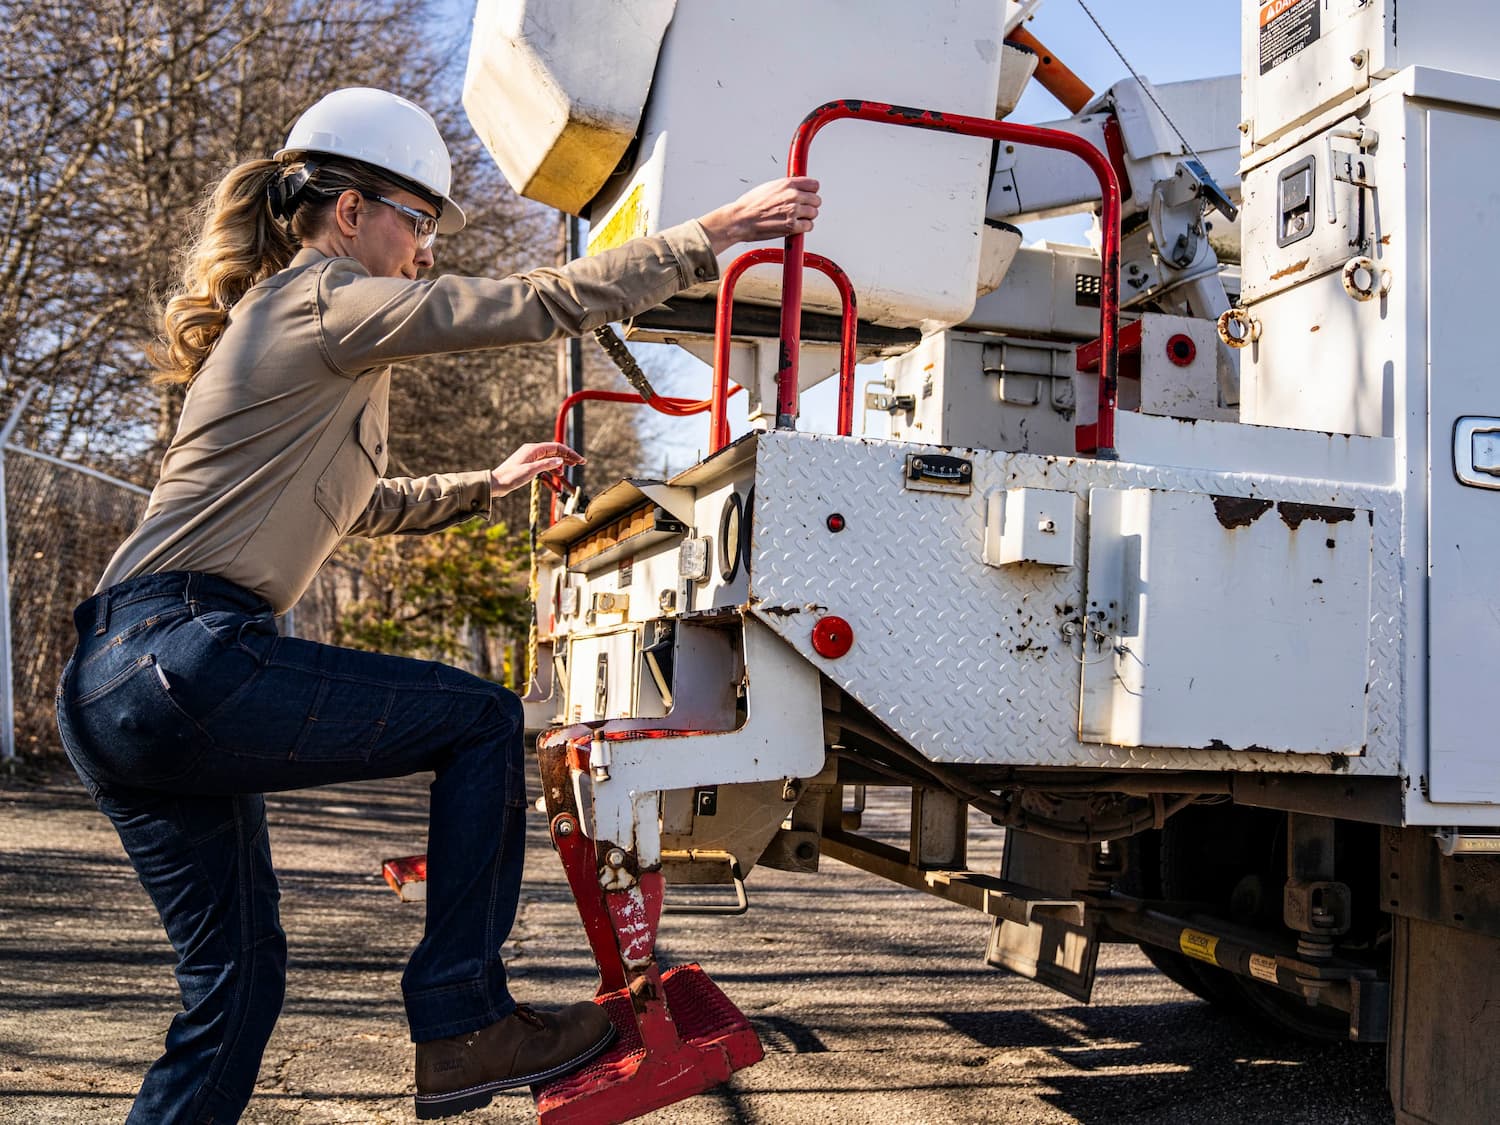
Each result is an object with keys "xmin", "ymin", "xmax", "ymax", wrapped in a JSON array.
[{"xmin": 413, "ymin": 1023, "xmax": 617, "ymax": 1120}]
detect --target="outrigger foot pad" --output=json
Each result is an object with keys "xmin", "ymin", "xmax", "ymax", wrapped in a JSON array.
[{"xmin": 533, "ymin": 963, "xmax": 764, "ymax": 1124}]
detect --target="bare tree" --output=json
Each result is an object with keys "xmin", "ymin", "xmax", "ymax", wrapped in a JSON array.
[{"xmin": 0, "ymin": 0, "xmax": 660, "ymax": 755}]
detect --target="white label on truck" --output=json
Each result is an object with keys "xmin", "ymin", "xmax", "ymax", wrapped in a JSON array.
[
  {"xmin": 1259, "ymin": 0, "xmax": 1320, "ymax": 75},
  {"xmin": 1249, "ymin": 953, "xmax": 1280, "ymax": 984}
]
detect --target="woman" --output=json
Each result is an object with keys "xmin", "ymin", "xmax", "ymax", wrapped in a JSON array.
[{"xmin": 54, "ymin": 87, "xmax": 819, "ymax": 1123}]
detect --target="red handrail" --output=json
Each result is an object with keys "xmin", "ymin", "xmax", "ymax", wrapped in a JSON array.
[
  {"xmin": 547, "ymin": 387, "xmax": 744, "ymax": 522},
  {"xmin": 551, "ymin": 388, "xmax": 745, "ymax": 447},
  {"xmin": 777, "ymin": 99, "xmax": 1122, "ymax": 457},
  {"xmin": 711, "ymin": 248, "xmax": 858, "ymax": 453}
]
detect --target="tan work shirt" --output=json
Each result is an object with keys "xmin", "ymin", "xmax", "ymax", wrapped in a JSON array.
[{"xmin": 97, "ymin": 221, "xmax": 719, "ymax": 615}]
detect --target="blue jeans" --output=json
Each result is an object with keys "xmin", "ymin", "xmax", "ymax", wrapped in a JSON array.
[{"xmin": 54, "ymin": 571, "xmax": 528, "ymax": 1124}]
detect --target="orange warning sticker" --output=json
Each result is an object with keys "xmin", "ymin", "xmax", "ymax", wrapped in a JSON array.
[{"xmin": 1260, "ymin": 0, "xmax": 1319, "ymax": 75}]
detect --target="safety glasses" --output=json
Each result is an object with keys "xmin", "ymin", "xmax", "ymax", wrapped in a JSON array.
[{"xmin": 360, "ymin": 192, "xmax": 439, "ymax": 249}]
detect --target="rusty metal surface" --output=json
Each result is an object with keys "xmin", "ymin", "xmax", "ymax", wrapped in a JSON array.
[{"xmin": 747, "ymin": 430, "xmax": 1403, "ymax": 775}]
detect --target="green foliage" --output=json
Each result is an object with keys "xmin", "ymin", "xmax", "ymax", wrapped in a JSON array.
[{"xmin": 333, "ymin": 519, "xmax": 532, "ymax": 665}]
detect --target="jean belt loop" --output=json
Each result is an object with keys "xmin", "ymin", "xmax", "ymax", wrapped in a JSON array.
[
  {"xmin": 184, "ymin": 570, "xmax": 200, "ymax": 613},
  {"xmin": 92, "ymin": 588, "xmax": 110, "ymax": 637}
]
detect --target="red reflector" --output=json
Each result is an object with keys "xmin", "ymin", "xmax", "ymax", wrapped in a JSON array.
[
  {"xmin": 826, "ymin": 513, "xmax": 846, "ymax": 532},
  {"xmin": 811, "ymin": 615, "xmax": 854, "ymax": 659},
  {"xmin": 1166, "ymin": 333, "xmax": 1196, "ymax": 367}
]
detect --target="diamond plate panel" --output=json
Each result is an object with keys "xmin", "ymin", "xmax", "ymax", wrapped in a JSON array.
[{"xmin": 748, "ymin": 431, "xmax": 1403, "ymax": 775}]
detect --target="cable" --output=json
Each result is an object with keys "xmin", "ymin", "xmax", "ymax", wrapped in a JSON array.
[
  {"xmin": 1074, "ymin": 0, "xmax": 1211, "ymax": 171},
  {"xmin": 591, "ymin": 324, "xmax": 659, "ymax": 401}
]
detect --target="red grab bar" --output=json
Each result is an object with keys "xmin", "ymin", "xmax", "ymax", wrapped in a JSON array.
[
  {"xmin": 551, "ymin": 387, "xmax": 746, "ymax": 448},
  {"xmin": 547, "ymin": 387, "xmax": 744, "ymax": 522},
  {"xmin": 711, "ymin": 247, "xmax": 858, "ymax": 453},
  {"xmin": 778, "ymin": 99, "xmax": 1122, "ymax": 457}
]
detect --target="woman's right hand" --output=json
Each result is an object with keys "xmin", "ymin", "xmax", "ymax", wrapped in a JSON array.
[
  {"xmin": 697, "ymin": 177, "xmax": 822, "ymax": 255},
  {"xmin": 490, "ymin": 442, "xmax": 585, "ymax": 498}
]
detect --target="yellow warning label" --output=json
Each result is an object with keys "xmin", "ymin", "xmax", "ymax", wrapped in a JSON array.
[
  {"xmin": 1248, "ymin": 953, "xmax": 1279, "ymax": 984},
  {"xmin": 587, "ymin": 183, "xmax": 647, "ymax": 256},
  {"xmin": 1178, "ymin": 929, "xmax": 1220, "ymax": 965}
]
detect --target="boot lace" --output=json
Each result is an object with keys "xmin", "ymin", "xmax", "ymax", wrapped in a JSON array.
[{"xmin": 513, "ymin": 1004, "xmax": 547, "ymax": 1029}]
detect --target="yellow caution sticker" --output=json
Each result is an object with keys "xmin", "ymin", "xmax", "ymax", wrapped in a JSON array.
[
  {"xmin": 1248, "ymin": 953, "xmax": 1280, "ymax": 984},
  {"xmin": 1178, "ymin": 928, "xmax": 1220, "ymax": 965},
  {"xmin": 587, "ymin": 183, "xmax": 647, "ymax": 256}
]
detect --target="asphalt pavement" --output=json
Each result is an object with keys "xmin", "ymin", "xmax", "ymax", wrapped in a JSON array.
[{"xmin": 0, "ymin": 765, "xmax": 1393, "ymax": 1124}]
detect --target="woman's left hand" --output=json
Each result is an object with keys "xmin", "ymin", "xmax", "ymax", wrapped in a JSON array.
[{"xmin": 490, "ymin": 442, "xmax": 585, "ymax": 496}]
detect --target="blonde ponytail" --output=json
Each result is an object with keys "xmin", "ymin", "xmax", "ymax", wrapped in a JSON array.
[
  {"xmin": 152, "ymin": 155, "xmax": 420, "ymax": 384},
  {"xmin": 152, "ymin": 159, "xmax": 298, "ymax": 385}
]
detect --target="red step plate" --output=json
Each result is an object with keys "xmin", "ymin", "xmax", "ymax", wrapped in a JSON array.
[{"xmin": 535, "ymin": 964, "xmax": 763, "ymax": 1125}]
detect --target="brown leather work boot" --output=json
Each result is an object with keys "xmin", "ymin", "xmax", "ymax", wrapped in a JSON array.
[{"xmin": 413, "ymin": 1001, "xmax": 615, "ymax": 1119}]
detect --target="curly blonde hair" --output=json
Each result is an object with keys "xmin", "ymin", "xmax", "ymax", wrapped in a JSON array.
[
  {"xmin": 153, "ymin": 157, "xmax": 412, "ymax": 385},
  {"xmin": 153, "ymin": 160, "xmax": 299, "ymax": 385}
]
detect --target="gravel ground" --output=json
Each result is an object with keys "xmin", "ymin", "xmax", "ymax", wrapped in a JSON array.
[{"xmin": 0, "ymin": 763, "xmax": 1393, "ymax": 1124}]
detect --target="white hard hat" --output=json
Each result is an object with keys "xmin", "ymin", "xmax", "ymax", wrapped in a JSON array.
[{"xmin": 275, "ymin": 87, "xmax": 466, "ymax": 234}]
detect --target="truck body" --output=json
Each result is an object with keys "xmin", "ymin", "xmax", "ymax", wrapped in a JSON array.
[{"xmin": 461, "ymin": 3, "xmax": 1500, "ymax": 1120}]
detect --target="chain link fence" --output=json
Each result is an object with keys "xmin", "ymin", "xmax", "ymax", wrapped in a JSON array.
[{"xmin": 0, "ymin": 400, "xmax": 150, "ymax": 760}]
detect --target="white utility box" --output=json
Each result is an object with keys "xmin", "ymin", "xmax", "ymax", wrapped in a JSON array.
[
  {"xmin": 984, "ymin": 488, "xmax": 1076, "ymax": 569},
  {"xmin": 879, "ymin": 328, "xmax": 1077, "ymax": 457},
  {"xmin": 1241, "ymin": 0, "xmax": 1500, "ymax": 152}
]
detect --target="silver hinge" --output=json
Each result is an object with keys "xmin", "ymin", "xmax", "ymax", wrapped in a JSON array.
[{"xmin": 1434, "ymin": 828, "xmax": 1500, "ymax": 857}]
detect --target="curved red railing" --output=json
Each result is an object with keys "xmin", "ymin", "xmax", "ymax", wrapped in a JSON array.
[
  {"xmin": 711, "ymin": 247, "xmax": 858, "ymax": 453},
  {"xmin": 777, "ymin": 99, "xmax": 1122, "ymax": 456},
  {"xmin": 546, "ymin": 387, "xmax": 744, "ymax": 521}
]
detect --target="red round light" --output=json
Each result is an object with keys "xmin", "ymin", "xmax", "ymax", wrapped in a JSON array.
[
  {"xmin": 826, "ymin": 513, "xmax": 846, "ymax": 532},
  {"xmin": 811, "ymin": 615, "xmax": 854, "ymax": 659},
  {"xmin": 1166, "ymin": 333, "xmax": 1197, "ymax": 367}
]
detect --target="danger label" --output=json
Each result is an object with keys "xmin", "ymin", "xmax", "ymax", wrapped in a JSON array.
[{"xmin": 1260, "ymin": 0, "xmax": 1320, "ymax": 75}]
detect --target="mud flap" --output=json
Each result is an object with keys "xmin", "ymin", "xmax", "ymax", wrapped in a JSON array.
[{"xmin": 984, "ymin": 828, "xmax": 1099, "ymax": 1003}]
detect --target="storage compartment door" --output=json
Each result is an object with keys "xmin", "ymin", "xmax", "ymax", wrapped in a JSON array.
[
  {"xmin": 1080, "ymin": 487, "xmax": 1373, "ymax": 753},
  {"xmin": 1426, "ymin": 109, "xmax": 1500, "ymax": 804}
]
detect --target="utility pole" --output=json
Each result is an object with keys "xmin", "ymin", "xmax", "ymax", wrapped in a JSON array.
[{"xmin": 556, "ymin": 212, "xmax": 585, "ymax": 492}]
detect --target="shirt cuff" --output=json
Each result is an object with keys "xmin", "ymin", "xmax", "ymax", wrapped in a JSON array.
[{"xmin": 660, "ymin": 220, "xmax": 720, "ymax": 288}]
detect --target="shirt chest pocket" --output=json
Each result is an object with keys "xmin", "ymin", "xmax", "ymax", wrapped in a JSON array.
[{"xmin": 314, "ymin": 404, "xmax": 389, "ymax": 533}]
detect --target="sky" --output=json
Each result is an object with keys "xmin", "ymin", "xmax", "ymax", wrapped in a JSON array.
[{"xmin": 458, "ymin": 0, "xmax": 1244, "ymax": 470}]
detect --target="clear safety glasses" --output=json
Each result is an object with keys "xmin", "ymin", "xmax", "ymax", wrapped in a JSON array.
[{"xmin": 361, "ymin": 192, "xmax": 439, "ymax": 249}]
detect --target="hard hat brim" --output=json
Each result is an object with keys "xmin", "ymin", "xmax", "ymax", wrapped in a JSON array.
[
  {"xmin": 436, "ymin": 200, "xmax": 466, "ymax": 235},
  {"xmin": 273, "ymin": 144, "xmax": 468, "ymax": 235}
]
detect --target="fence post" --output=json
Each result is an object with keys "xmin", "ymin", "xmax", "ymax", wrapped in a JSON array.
[{"xmin": 0, "ymin": 385, "xmax": 39, "ymax": 762}]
